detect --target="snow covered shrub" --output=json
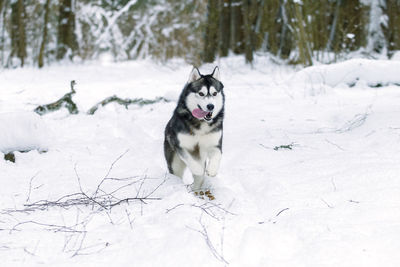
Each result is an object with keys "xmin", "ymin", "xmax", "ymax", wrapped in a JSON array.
[{"xmin": 75, "ymin": 0, "xmax": 206, "ymax": 64}]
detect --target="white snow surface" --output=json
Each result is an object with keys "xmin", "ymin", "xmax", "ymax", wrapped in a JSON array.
[
  {"xmin": 0, "ymin": 112, "xmax": 49, "ymax": 153},
  {"xmin": 1, "ymin": 56, "xmax": 400, "ymax": 266}
]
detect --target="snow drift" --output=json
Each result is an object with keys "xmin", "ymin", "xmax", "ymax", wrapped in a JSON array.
[{"xmin": 0, "ymin": 112, "xmax": 49, "ymax": 154}]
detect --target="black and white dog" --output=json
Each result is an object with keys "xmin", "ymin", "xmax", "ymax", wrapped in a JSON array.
[{"xmin": 164, "ymin": 67, "xmax": 225, "ymax": 191}]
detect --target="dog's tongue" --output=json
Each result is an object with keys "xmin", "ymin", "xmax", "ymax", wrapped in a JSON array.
[{"xmin": 192, "ymin": 108, "xmax": 209, "ymax": 119}]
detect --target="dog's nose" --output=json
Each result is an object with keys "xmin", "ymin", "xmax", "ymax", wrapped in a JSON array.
[{"xmin": 207, "ymin": 104, "xmax": 214, "ymax": 111}]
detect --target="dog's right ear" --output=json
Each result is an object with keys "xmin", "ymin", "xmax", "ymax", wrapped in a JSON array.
[{"xmin": 188, "ymin": 67, "xmax": 201, "ymax": 83}]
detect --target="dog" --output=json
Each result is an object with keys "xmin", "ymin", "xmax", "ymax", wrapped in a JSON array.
[{"xmin": 164, "ymin": 67, "xmax": 225, "ymax": 191}]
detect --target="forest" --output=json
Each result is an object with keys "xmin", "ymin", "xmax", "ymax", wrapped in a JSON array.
[
  {"xmin": 0, "ymin": 0, "xmax": 399, "ymax": 68},
  {"xmin": 2, "ymin": 1, "xmax": 400, "ymax": 266}
]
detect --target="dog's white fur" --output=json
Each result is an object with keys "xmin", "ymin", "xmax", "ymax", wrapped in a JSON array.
[{"xmin": 176, "ymin": 127, "xmax": 222, "ymax": 190}]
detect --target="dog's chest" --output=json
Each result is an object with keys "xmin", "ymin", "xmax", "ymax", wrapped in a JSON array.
[{"xmin": 177, "ymin": 125, "xmax": 221, "ymax": 151}]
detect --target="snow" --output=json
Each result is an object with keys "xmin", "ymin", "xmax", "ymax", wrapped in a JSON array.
[
  {"xmin": 0, "ymin": 112, "xmax": 49, "ymax": 153},
  {"xmin": 292, "ymin": 58, "xmax": 400, "ymax": 90},
  {"xmin": 1, "ymin": 56, "xmax": 400, "ymax": 266}
]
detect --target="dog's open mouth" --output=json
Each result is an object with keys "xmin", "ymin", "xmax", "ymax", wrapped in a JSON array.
[
  {"xmin": 192, "ymin": 108, "xmax": 213, "ymax": 121},
  {"xmin": 204, "ymin": 112, "xmax": 213, "ymax": 121}
]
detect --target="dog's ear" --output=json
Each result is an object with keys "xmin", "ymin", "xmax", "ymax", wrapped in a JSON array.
[
  {"xmin": 188, "ymin": 67, "xmax": 201, "ymax": 83},
  {"xmin": 211, "ymin": 66, "xmax": 220, "ymax": 80}
]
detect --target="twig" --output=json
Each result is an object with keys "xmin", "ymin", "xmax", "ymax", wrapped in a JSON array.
[
  {"xmin": 325, "ymin": 139, "xmax": 345, "ymax": 151},
  {"xmin": 74, "ymin": 164, "xmax": 107, "ymax": 210},
  {"xmin": 188, "ymin": 216, "xmax": 229, "ymax": 265},
  {"xmin": 26, "ymin": 171, "xmax": 40, "ymax": 203},
  {"xmin": 92, "ymin": 149, "xmax": 130, "ymax": 199},
  {"xmin": 125, "ymin": 208, "xmax": 134, "ymax": 230},
  {"xmin": 166, "ymin": 204, "xmax": 185, "ymax": 213},
  {"xmin": 9, "ymin": 220, "xmax": 87, "ymax": 234},
  {"xmin": 331, "ymin": 177, "xmax": 337, "ymax": 192},
  {"xmin": 71, "ymin": 229, "xmax": 87, "ymax": 257},
  {"xmin": 321, "ymin": 198, "xmax": 334, "ymax": 209},
  {"xmin": 275, "ymin": 208, "xmax": 290, "ymax": 217},
  {"xmin": 348, "ymin": 199, "xmax": 360, "ymax": 204},
  {"xmin": 273, "ymin": 142, "xmax": 296, "ymax": 151}
]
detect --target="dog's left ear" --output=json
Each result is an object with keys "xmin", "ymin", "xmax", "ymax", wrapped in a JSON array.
[
  {"xmin": 211, "ymin": 66, "xmax": 220, "ymax": 80},
  {"xmin": 188, "ymin": 67, "xmax": 201, "ymax": 83}
]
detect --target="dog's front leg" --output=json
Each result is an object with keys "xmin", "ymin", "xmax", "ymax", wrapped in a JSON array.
[
  {"xmin": 178, "ymin": 149, "xmax": 205, "ymax": 176},
  {"xmin": 206, "ymin": 147, "xmax": 222, "ymax": 177}
]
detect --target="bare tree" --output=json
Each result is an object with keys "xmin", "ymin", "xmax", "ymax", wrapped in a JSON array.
[
  {"xmin": 0, "ymin": 0, "xmax": 8, "ymax": 66},
  {"xmin": 383, "ymin": 0, "xmax": 400, "ymax": 56},
  {"xmin": 10, "ymin": 0, "xmax": 26, "ymax": 67},
  {"xmin": 203, "ymin": 0, "xmax": 219, "ymax": 62},
  {"xmin": 242, "ymin": 0, "xmax": 254, "ymax": 63},
  {"xmin": 57, "ymin": 0, "xmax": 78, "ymax": 60},
  {"xmin": 38, "ymin": 0, "xmax": 51, "ymax": 68},
  {"xmin": 327, "ymin": 0, "xmax": 342, "ymax": 51}
]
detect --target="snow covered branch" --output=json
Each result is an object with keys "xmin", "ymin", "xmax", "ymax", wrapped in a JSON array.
[
  {"xmin": 34, "ymin": 80, "xmax": 79, "ymax": 115},
  {"xmin": 87, "ymin": 95, "xmax": 169, "ymax": 115}
]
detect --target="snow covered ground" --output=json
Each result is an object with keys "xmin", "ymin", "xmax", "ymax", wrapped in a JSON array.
[{"xmin": 1, "ymin": 56, "xmax": 400, "ymax": 267}]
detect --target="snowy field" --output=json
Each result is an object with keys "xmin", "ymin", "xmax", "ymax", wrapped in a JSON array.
[{"xmin": 1, "ymin": 56, "xmax": 400, "ymax": 267}]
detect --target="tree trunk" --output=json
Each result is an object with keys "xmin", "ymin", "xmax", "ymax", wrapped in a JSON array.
[
  {"xmin": 278, "ymin": 0, "xmax": 291, "ymax": 59},
  {"xmin": 230, "ymin": 0, "xmax": 243, "ymax": 54},
  {"xmin": 10, "ymin": 0, "xmax": 26, "ymax": 67},
  {"xmin": 293, "ymin": 3, "xmax": 312, "ymax": 65},
  {"xmin": 230, "ymin": 0, "xmax": 236, "ymax": 52},
  {"xmin": 242, "ymin": 0, "xmax": 253, "ymax": 63},
  {"xmin": 384, "ymin": 0, "xmax": 400, "ymax": 56},
  {"xmin": 57, "ymin": 0, "xmax": 78, "ymax": 60},
  {"xmin": 0, "ymin": 0, "xmax": 7, "ymax": 66},
  {"xmin": 38, "ymin": 0, "xmax": 51, "ymax": 68},
  {"xmin": 366, "ymin": 0, "xmax": 386, "ymax": 53},
  {"xmin": 218, "ymin": 0, "xmax": 230, "ymax": 57},
  {"xmin": 327, "ymin": 0, "xmax": 341, "ymax": 51},
  {"xmin": 203, "ymin": 0, "xmax": 219, "ymax": 63}
]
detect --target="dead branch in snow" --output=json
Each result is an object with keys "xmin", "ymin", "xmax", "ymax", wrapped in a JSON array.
[
  {"xmin": 87, "ymin": 95, "xmax": 169, "ymax": 115},
  {"xmin": 20, "ymin": 175, "xmax": 164, "ymax": 212},
  {"xmin": 335, "ymin": 108, "xmax": 371, "ymax": 133},
  {"xmin": 3, "ymin": 151, "xmax": 165, "ymax": 215},
  {"xmin": 34, "ymin": 80, "xmax": 79, "ymax": 115},
  {"xmin": 325, "ymin": 138, "xmax": 345, "ymax": 151},
  {"xmin": 26, "ymin": 171, "xmax": 41, "ymax": 202},
  {"xmin": 275, "ymin": 207, "xmax": 290, "ymax": 217},
  {"xmin": 166, "ymin": 201, "xmax": 236, "ymax": 221},
  {"xmin": 33, "ymin": 79, "xmax": 171, "ymax": 116},
  {"xmin": 9, "ymin": 220, "xmax": 87, "ymax": 234},
  {"xmin": 188, "ymin": 215, "xmax": 229, "ymax": 265},
  {"xmin": 316, "ymin": 105, "xmax": 373, "ymax": 134}
]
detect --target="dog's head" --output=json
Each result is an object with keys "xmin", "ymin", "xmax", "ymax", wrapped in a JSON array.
[{"xmin": 184, "ymin": 67, "xmax": 224, "ymax": 123}]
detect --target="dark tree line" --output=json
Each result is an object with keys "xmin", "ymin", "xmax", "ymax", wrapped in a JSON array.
[
  {"xmin": 0, "ymin": 0, "xmax": 399, "ymax": 68},
  {"xmin": 203, "ymin": 0, "xmax": 400, "ymax": 65}
]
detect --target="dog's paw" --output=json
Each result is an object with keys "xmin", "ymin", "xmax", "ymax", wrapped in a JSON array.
[
  {"xmin": 206, "ymin": 169, "xmax": 218, "ymax": 177},
  {"xmin": 206, "ymin": 164, "xmax": 218, "ymax": 177}
]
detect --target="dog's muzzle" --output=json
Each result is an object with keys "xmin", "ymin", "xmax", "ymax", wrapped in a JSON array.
[
  {"xmin": 192, "ymin": 106, "xmax": 213, "ymax": 121},
  {"xmin": 204, "ymin": 112, "xmax": 213, "ymax": 121}
]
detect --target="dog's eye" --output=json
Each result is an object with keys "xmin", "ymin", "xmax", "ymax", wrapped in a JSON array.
[
  {"xmin": 199, "ymin": 92, "xmax": 205, "ymax": 97},
  {"xmin": 212, "ymin": 92, "xmax": 217, "ymax": 96}
]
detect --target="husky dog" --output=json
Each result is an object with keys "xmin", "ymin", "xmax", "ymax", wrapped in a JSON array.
[{"xmin": 164, "ymin": 67, "xmax": 225, "ymax": 191}]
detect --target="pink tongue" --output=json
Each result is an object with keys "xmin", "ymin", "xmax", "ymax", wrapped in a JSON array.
[{"xmin": 192, "ymin": 108, "xmax": 209, "ymax": 118}]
